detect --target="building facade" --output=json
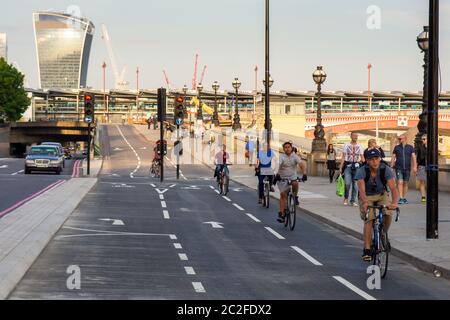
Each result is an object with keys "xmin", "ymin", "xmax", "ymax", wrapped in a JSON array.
[
  {"xmin": 33, "ymin": 12, "xmax": 94, "ymax": 90},
  {"xmin": 0, "ymin": 33, "xmax": 7, "ymax": 61}
]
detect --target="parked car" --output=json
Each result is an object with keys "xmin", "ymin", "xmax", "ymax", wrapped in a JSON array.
[
  {"xmin": 25, "ymin": 145, "xmax": 64, "ymax": 175},
  {"xmin": 41, "ymin": 142, "xmax": 66, "ymax": 166}
]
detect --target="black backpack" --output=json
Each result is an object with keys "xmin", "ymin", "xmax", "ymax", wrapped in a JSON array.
[{"xmin": 363, "ymin": 163, "xmax": 389, "ymax": 192}]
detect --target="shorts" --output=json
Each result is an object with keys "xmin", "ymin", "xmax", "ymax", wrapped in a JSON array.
[
  {"xmin": 359, "ymin": 193, "xmax": 392, "ymax": 223},
  {"xmin": 396, "ymin": 169, "xmax": 411, "ymax": 182},
  {"xmin": 277, "ymin": 176, "xmax": 297, "ymax": 193},
  {"xmin": 417, "ymin": 165, "xmax": 426, "ymax": 181}
]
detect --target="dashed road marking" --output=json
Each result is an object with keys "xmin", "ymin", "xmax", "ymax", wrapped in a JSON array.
[
  {"xmin": 174, "ymin": 243, "xmax": 182, "ymax": 249},
  {"xmin": 163, "ymin": 210, "xmax": 170, "ymax": 219},
  {"xmin": 209, "ymin": 186, "xmax": 215, "ymax": 190},
  {"xmin": 264, "ymin": 227, "xmax": 285, "ymax": 240},
  {"xmin": 159, "ymin": 194, "xmax": 165, "ymax": 200},
  {"xmin": 192, "ymin": 282, "xmax": 206, "ymax": 293},
  {"xmin": 222, "ymin": 196, "xmax": 232, "ymax": 202},
  {"xmin": 178, "ymin": 253, "xmax": 188, "ymax": 261},
  {"xmin": 169, "ymin": 234, "xmax": 177, "ymax": 240},
  {"xmin": 246, "ymin": 213, "xmax": 261, "ymax": 223},
  {"xmin": 215, "ymin": 190, "xmax": 220, "ymax": 194},
  {"xmin": 233, "ymin": 203, "xmax": 245, "ymax": 211},
  {"xmin": 151, "ymin": 184, "xmax": 156, "ymax": 187},
  {"xmin": 333, "ymin": 276, "xmax": 376, "ymax": 300},
  {"xmin": 291, "ymin": 246, "xmax": 323, "ymax": 266},
  {"xmin": 116, "ymin": 125, "xmax": 141, "ymax": 178},
  {"xmin": 11, "ymin": 170, "xmax": 24, "ymax": 176},
  {"xmin": 161, "ymin": 201, "xmax": 167, "ymax": 208},
  {"xmin": 184, "ymin": 267, "xmax": 196, "ymax": 275}
]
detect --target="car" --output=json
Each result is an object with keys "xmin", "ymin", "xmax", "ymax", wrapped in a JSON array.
[
  {"xmin": 25, "ymin": 145, "xmax": 64, "ymax": 175},
  {"xmin": 41, "ymin": 142, "xmax": 66, "ymax": 166}
]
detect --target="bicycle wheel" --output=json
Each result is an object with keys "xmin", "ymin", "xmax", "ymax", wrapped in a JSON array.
[
  {"xmin": 223, "ymin": 175, "xmax": 229, "ymax": 195},
  {"xmin": 379, "ymin": 230, "xmax": 389, "ymax": 279},
  {"xmin": 288, "ymin": 194, "xmax": 296, "ymax": 230},
  {"xmin": 219, "ymin": 175, "xmax": 224, "ymax": 194},
  {"xmin": 264, "ymin": 182, "xmax": 270, "ymax": 209}
]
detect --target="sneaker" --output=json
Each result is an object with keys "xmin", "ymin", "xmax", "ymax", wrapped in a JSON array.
[
  {"xmin": 352, "ymin": 202, "xmax": 359, "ymax": 207},
  {"xmin": 362, "ymin": 249, "xmax": 372, "ymax": 262},
  {"xmin": 277, "ymin": 212, "xmax": 285, "ymax": 223},
  {"xmin": 421, "ymin": 197, "xmax": 426, "ymax": 203},
  {"xmin": 295, "ymin": 196, "xmax": 300, "ymax": 206},
  {"xmin": 398, "ymin": 198, "xmax": 404, "ymax": 205},
  {"xmin": 344, "ymin": 199, "xmax": 349, "ymax": 206},
  {"xmin": 403, "ymin": 199, "xmax": 409, "ymax": 204}
]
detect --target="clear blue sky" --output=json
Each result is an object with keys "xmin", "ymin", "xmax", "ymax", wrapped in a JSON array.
[{"xmin": 1, "ymin": 0, "xmax": 449, "ymax": 92}]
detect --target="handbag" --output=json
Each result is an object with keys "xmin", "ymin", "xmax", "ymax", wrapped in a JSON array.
[{"xmin": 336, "ymin": 175, "xmax": 345, "ymax": 197}]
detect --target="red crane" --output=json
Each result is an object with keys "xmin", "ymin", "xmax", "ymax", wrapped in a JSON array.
[
  {"xmin": 163, "ymin": 69, "xmax": 170, "ymax": 88},
  {"xmin": 192, "ymin": 54, "xmax": 199, "ymax": 89},
  {"xmin": 199, "ymin": 65, "xmax": 207, "ymax": 85}
]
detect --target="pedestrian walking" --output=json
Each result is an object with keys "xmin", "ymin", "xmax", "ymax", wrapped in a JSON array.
[
  {"xmin": 415, "ymin": 134, "xmax": 428, "ymax": 203},
  {"xmin": 363, "ymin": 139, "xmax": 385, "ymax": 161},
  {"xmin": 391, "ymin": 134, "xmax": 417, "ymax": 204},
  {"xmin": 339, "ymin": 132, "xmax": 365, "ymax": 206},
  {"xmin": 326, "ymin": 144, "xmax": 337, "ymax": 183}
]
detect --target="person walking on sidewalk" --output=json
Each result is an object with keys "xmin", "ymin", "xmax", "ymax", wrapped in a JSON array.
[
  {"xmin": 326, "ymin": 144, "xmax": 337, "ymax": 183},
  {"xmin": 356, "ymin": 149, "xmax": 399, "ymax": 261},
  {"xmin": 364, "ymin": 139, "xmax": 385, "ymax": 161},
  {"xmin": 415, "ymin": 134, "xmax": 428, "ymax": 203},
  {"xmin": 339, "ymin": 132, "xmax": 365, "ymax": 206},
  {"xmin": 391, "ymin": 134, "xmax": 417, "ymax": 204}
]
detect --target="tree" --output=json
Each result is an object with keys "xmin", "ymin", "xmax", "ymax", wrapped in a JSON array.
[{"xmin": 0, "ymin": 57, "xmax": 30, "ymax": 122}]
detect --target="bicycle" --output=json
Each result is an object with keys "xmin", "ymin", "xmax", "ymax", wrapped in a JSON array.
[
  {"xmin": 280, "ymin": 178, "xmax": 302, "ymax": 231},
  {"xmin": 217, "ymin": 164, "xmax": 230, "ymax": 196},
  {"xmin": 261, "ymin": 176, "xmax": 271, "ymax": 209},
  {"xmin": 150, "ymin": 159, "xmax": 161, "ymax": 178},
  {"xmin": 366, "ymin": 205, "xmax": 400, "ymax": 279}
]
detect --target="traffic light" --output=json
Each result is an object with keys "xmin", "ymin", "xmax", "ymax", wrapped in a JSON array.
[
  {"xmin": 157, "ymin": 88, "xmax": 167, "ymax": 122},
  {"xmin": 84, "ymin": 94, "xmax": 95, "ymax": 123},
  {"xmin": 174, "ymin": 96, "xmax": 184, "ymax": 126}
]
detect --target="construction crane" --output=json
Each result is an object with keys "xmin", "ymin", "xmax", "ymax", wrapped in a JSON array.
[
  {"xmin": 192, "ymin": 54, "xmax": 199, "ymax": 89},
  {"xmin": 101, "ymin": 24, "xmax": 129, "ymax": 90},
  {"xmin": 199, "ymin": 65, "xmax": 207, "ymax": 85},
  {"xmin": 162, "ymin": 70, "xmax": 171, "ymax": 89}
]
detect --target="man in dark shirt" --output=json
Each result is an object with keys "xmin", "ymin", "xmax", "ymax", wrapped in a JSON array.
[{"xmin": 391, "ymin": 135, "xmax": 417, "ymax": 204}]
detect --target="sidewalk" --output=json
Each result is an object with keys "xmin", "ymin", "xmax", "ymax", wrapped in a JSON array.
[{"xmin": 229, "ymin": 164, "xmax": 450, "ymax": 280}]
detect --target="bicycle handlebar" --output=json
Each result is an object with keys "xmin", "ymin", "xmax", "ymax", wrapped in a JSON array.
[{"xmin": 367, "ymin": 205, "xmax": 400, "ymax": 222}]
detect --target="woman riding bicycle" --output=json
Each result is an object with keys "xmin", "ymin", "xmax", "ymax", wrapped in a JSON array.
[
  {"xmin": 255, "ymin": 142, "xmax": 275, "ymax": 204},
  {"xmin": 274, "ymin": 142, "xmax": 307, "ymax": 223}
]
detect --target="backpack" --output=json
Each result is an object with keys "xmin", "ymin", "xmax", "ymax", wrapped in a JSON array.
[{"xmin": 363, "ymin": 164, "xmax": 388, "ymax": 192}]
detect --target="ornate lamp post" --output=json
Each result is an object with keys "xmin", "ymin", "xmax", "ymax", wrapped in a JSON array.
[
  {"xmin": 212, "ymin": 81, "xmax": 220, "ymax": 126},
  {"xmin": 262, "ymin": 75, "xmax": 274, "ymax": 136},
  {"xmin": 232, "ymin": 77, "xmax": 242, "ymax": 130},
  {"xmin": 311, "ymin": 66, "xmax": 327, "ymax": 153},
  {"xmin": 415, "ymin": 26, "xmax": 429, "ymax": 150},
  {"xmin": 197, "ymin": 83, "xmax": 203, "ymax": 120}
]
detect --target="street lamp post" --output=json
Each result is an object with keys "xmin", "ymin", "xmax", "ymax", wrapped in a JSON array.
[
  {"xmin": 197, "ymin": 83, "xmax": 203, "ymax": 120},
  {"xmin": 265, "ymin": 0, "xmax": 270, "ymax": 145},
  {"xmin": 232, "ymin": 77, "xmax": 242, "ymax": 130},
  {"xmin": 212, "ymin": 81, "xmax": 220, "ymax": 126},
  {"xmin": 415, "ymin": 26, "xmax": 429, "ymax": 150},
  {"xmin": 311, "ymin": 66, "xmax": 327, "ymax": 153},
  {"xmin": 262, "ymin": 75, "xmax": 274, "ymax": 142}
]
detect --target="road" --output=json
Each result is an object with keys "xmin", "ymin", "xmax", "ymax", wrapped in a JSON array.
[
  {"xmin": 8, "ymin": 124, "xmax": 450, "ymax": 299},
  {"xmin": 0, "ymin": 156, "xmax": 83, "ymax": 215}
]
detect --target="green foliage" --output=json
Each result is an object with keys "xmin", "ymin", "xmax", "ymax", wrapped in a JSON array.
[{"xmin": 0, "ymin": 57, "xmax": 31, "ymax": 122}]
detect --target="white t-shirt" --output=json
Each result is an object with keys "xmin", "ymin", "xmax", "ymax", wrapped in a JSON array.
[
  {"xmin": 342, "ymin": 143, "xmax": 364, "ymax": 163},
  {"xmin": 278, "ymin": 153, "xmax": 302, "ymax": 180}
]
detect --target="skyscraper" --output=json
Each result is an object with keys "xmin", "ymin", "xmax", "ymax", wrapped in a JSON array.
[
  {"xmin": 33, "ymin": 12, "xmax": 95, "ymax": 89},
  {"xmin": 0, "ymin": 33, "xmax": 7, "ymax": 61}
]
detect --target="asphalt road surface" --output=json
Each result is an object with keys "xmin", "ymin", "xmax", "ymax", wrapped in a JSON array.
[{"xmin": 9, "ymin": 125, "xmax": 450, "ymax": 299}]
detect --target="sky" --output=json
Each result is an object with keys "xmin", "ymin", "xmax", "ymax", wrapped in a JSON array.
[{"xmin": 1, "ymin": 0, "xmax": 449, "ymax": 92}]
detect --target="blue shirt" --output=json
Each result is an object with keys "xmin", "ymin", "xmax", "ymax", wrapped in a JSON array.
[
  {"xmin": 257, "ymin": 150, "xmax": 273, "ymax": 168},
  {"xmin": 393, "ymin": 144, "xmax": 414, "ymax": 171},
  {"xmin": 355, "ymin": 165, "xmax": 395, "ymax": 196}
]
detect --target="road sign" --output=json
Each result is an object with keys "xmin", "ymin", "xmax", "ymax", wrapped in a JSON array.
[{"xmin": 397, "ymin": 116, "xmax": 409, "ymax": 127}]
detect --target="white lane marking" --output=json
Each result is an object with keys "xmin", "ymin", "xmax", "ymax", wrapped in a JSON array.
[
  {"xmin": 192, "ymin": 282, "xmax": 206, "ymax": 293},
  {"xmin": 233, "ymin": 203, "xmax": 245, "ymax": 211},
  {"xmin": 246, "ymin": 213, "xmax": 261, "ymax": 223},
  {"xmin": 214, "ymin": 190, "xmax": 220, "ymax": 194},
  {"xmin": 116, "ymin": 125, "xmax": 141, "ymax": 179},
  {"xmin": 169, "ymin": 184, "xmax": 176, "ymax": 188},
  {"xmin": 174, "ymin": 243, "xmax": 182, "ymax": 249},
  {"xmin": 333, "ymin": 276, "xmax": 376, "ymax": 300},
  {"xmin": 222, "ymin": 196, "xmax": 232, "ymax": 202},
  {"xmin": 179, "ymin": 170, "xmax": 188, "ymax": 180},
  {"xmin": 161, "ymin": 201, "xmax": 167, "ymax": 208},
  {"xmin": 99, "ymin": 218, "xmax": 125, "ymax": 226},
  {"xmin": 11, "ymin": 170, "xmax": 24, "ymax": 175},
  {"xmin": 170, "ymin": 234, "xmax": 177, "ymax": 240},
  {"xmin": 209, "ymin": 186, "xmax": 215, "ymax": 190},
  {"xmin": 159, "ymin": 194, "xmax": 165, "ymax": 200},
  {"xmin": 264, "ymin": 227, "xmax": 286, "ymax": 240},
  {"xmin": 184, "ymin": 267, "xmax": 196, "ymax": 275},
  {"xmin": 203, "ymin": 221, "xmax": 224, "ymax": 229},
  {"xmin": 178, "ymin": 253, "xmax": 188, "ymax": 261},
  {"xmin": 156, "ymin": 188, "xmax": 168, "ymax": 194},
  {"xmin": 291, "ymin": 246, "xmax": 323, "ymax": 266},
  {"xmin": 151, "ymin": 184, "xmax": 156, "ymax": 187},
  {"xmin": 163, "ymin": 210, "xmax": 170, "ymax": 219}
]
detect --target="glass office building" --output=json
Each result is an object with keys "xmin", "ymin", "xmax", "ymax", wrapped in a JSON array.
[
  {"xmin": 0, "ymin": 33, "xmax": 7, "ymax": 61},
  {"xmin": 33, "ymin": 12, "xmax": 95, "ymax": 89}
]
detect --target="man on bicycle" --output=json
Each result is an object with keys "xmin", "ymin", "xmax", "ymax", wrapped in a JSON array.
[
  {"xmin": 356, "ymin": 149, "xmax": 398, "ymax": 261},
  {"xmin": 214, "ymin": 144, "xmax": 230, "ymax": 182},
  {"xmin": 275, "ymin": 142, "xmax": 307, "ymax": 223},
  {"xmin": 256, "ymin": 142, "xmax": 275, "ymax": 204}
]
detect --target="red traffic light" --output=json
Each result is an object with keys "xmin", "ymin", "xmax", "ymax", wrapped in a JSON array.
[
  {"xmin": 85, "ymin": 94, "xmax": 93, "ymax": 101},
  {"xmin": 175, "ymin": 96, "xmax": 184, "ymax": 104}
]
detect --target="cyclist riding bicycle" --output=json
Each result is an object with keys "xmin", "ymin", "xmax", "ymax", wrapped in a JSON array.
[
  {"xmin": 213, "ymin": 144, "xmax": 230, "ymax": 182},
  {"xmin": 274, "ymin": 141, "xmax": 307, "ymax": 223},
  {"xmin": 256, "ymin": 142, "xmax": 275, "ymax": 204},
  {"xmin": 355, "ymin": 149, "xmax": 399, "ymax": 261}
]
